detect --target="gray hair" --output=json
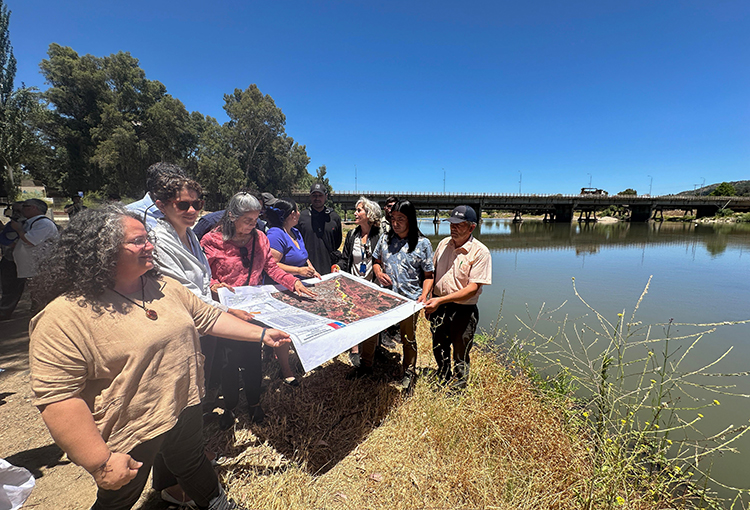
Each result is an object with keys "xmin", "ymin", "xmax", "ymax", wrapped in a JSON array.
[
  {"xmin": 221, "ymin": 192, "xmax": 262, "ymax": 241},
  {"xmin": 32, "ymin": 204, "xmax": 153, "ymax": 308},
  {"xmin": 356, "ymin": 196, "xmax": 382, "ymax": 227}
]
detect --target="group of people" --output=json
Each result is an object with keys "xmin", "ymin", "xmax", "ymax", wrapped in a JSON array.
[{"xmin": 10, "ymin": 161, "xmax": 492, "ymax": 510}]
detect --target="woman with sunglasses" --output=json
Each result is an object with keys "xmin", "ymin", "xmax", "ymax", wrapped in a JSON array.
[
  {"xmin": 201, "ymin": 192, "xmax": 316, "ymax": 428},
  {"xmin": 150, "ymin": 174, "xmax": 255, "ymax": 505}
]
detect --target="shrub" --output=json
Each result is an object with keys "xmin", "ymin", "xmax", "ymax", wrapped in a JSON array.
[{"xmin": 502, "ymin": 277, "xmax": 750, "ymax": 509}]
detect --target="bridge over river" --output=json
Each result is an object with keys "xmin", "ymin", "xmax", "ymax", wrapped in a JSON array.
[{"xmin": 290, "ymin": 191, "xmax": 750, "ymax": 222}]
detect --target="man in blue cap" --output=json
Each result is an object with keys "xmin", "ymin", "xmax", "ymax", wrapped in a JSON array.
[{"xmin": 424, "ymin": 205, "xmax": 492, "ymax": 388}]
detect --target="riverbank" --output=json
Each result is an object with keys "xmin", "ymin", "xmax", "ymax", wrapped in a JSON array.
[{"xmin": 1, "ymin": 306, "xmax": 696, "ymax": 509}]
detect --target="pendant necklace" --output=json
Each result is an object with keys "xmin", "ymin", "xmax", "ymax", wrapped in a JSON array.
[{"xmin": 112, "ymin": 276, "xmax": 158, "ymax": 320}]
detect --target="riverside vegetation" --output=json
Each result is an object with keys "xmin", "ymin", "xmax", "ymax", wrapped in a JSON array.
[
  {"xmin": 139, "ymin": 279, "xmax": 749, "ymax": 510},
  {"xmin": 500, "ymin": 279, "xmax": 750, "ymax": 509}
]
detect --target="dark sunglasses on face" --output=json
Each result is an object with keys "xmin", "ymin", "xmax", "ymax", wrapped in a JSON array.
[{"xmin": 173, "ymin": 200, "xmax": 204, "ymax": 212}]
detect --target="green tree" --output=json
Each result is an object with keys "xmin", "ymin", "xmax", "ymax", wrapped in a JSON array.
[
  {"xmin": 0, "ymin": 0, "xmax": 45, "ymax": 198},
  {"xmin": 39, "ymin": 44, "xmax": 199, "ymax": 198},
  {"xmin": 617, "ymin": 188, "xmax": 637, "ymax": 196},
  {"xmin": 223, "ymin": 85, "xmax": 310, "ymax": 195},
  {"xmin": 709, "ymin": 182, "xmax": 736, "ymax": 197},
  {"xmin": 192, "ymin": 114, "xmax": 244, "ymax": 210},
  {"xmin": 0, "ymin": 0, "xmax": 15, "ymax": 110}
]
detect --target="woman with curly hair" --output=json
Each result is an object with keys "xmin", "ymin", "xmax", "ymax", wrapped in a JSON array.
[
  {"xmin": 332, "ymin": 196, "xmax": 383, "ymax": 376},
  {"xmin": 29, "ymin": 206, "xmax": 289, "ymax": 510},
  {"xmin": 148, "ymin": 172, "xmax": 260, "ymax": 504}
]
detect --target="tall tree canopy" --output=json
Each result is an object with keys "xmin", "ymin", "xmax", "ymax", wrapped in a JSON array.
[
  {"xmin": 0, "ymin": 0, "xmax": 44, "ymax": 198},
  {"xmin": 222, "ymin": 85, "xmax": 310, "ymax": 196},
  {"xmin": 36, "ymin": 50, "xmax": 317, "ymax": 205},
  {"xmin": 38, "ymin": 44, "xmax": 200, "ymax": 198}
]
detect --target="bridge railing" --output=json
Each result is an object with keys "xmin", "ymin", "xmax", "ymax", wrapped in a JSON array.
[{"xmin": 312, "ymin": 191, "xmax": 750, "ymax": 201}]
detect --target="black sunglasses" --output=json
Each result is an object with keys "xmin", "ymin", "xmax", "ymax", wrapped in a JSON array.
[
  {"xmin": 239, "ymin": 246, "xmax": 251, "ymax": 268},
  {"xmin": 173, "ymin": 200, "xmax": 204, "ymax": 212}
]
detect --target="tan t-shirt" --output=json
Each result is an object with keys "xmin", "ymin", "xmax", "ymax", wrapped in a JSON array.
[
  {"xmin": 29, "ymin": 276, "xmax": 223, "ymax": 453},
  {"xmin": 432, "ymin": 235, "xmax": 492, "ymax": 305}
]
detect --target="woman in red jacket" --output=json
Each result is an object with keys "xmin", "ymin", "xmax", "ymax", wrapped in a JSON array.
[{"xmin": 201, "ymin": 192, "xmax": 315, "ymax": 429}]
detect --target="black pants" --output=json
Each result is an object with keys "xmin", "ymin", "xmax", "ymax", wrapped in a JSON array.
[
  {"xmin": 92, "ymin": 405, "xmax": 219, "ymax": 510},
  {"xmin": 217, "ymin": 338, "xmax": 262, "ymax": 412},
  {"xmin": 0, "ymin": 258, "xmax": 25, "ymax": 317},
  {"xmin": 429, "ymin": 303, "xmax": 479, "ymax": 383}
]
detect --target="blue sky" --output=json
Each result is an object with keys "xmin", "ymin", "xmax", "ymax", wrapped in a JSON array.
[{"xmin": 8, "ymin": 0, "xmax": 749, "ymax": 195}]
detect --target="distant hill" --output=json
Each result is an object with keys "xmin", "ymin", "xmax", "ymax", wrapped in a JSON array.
[{"xmin": 677, "ymin": 180, "xmax": 750, "ymax": 197}]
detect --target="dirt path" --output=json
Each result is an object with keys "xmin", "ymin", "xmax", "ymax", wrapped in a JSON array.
[
  {"xmin": 0, "ymin": 292, "xmax": 215, "ymax": 509},
  {"xmin": 0, "ymin": 298, "xmax": 105, "ymax": 509}
]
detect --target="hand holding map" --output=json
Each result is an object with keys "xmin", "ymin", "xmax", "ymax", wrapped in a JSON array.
[{"xmin": 218, "ymin": 273, "xmax": 423, "ymax": 371}]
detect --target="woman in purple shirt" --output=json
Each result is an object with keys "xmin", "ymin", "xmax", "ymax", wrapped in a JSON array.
[{"xmin": 265, "ymin": 199, "xmax": 321, "ymax": 280}]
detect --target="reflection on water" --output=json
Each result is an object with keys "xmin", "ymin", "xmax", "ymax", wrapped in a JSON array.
[
  {"xmin": 422, "ymin": 218, "xmax": 750, "ymax": 257},
  {"xmin": 418, "ymin": 218, "xmax": 750, "ymax": 496}
]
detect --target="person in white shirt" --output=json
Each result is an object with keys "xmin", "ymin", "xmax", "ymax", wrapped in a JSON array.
[{"xmin": 6, "ymin": 198, "xmax": 58, "ymax": 317}]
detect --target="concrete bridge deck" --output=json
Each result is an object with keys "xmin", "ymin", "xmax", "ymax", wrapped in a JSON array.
[{"xmin": 290, "ymin": 191, "xmax": 750, "ymax": 222}]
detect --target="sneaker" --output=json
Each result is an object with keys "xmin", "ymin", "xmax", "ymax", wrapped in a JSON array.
[
  {"xmin": 398, "ymin": 370, "xmax": 415, "ymax": 392},
  {"xmin": 345, "ymin": 365, "xmax": 373, "ymax": 380},
  {"xmin": 348, "ymin": 351, "xmax": 361, "ymax": 368},
  {"xmin": 283, "ymin": 376, "xmax": 300, "ymax": 387},
  {"xmin": 448, "ymin": 377, "xmax": 468, "ymax": 392}
]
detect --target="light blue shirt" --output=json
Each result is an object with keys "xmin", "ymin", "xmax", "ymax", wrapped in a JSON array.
[
  {"xmin": 125, "ymin": 193, "xmax": 163, "ymax": 231},
  {"xmin": 373, "ymin": 235, "xmax": 434, "ymax": 300}
]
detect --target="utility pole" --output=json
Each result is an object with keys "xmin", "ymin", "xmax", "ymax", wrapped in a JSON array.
[
  {"xmin": 700, "ymin": 177, "xmax": 705, "ymax": 193},
  {"xmin": 443, "ymin": 168, "xmax": 445, "ymax": 193},
  {"xmin": 354, "ymin": 165, "xmax": 357, "ymax": 193},
  {"xmin": 518, "ymin": 171, "xmax": 522, "ymax": 194},
  {"xmin": 648, "ymin": 175, "xmax": 653, "ymax": 196},
  {"xmin": 587, "ymin": 173, "xmax": 592, "ymax": 188}
]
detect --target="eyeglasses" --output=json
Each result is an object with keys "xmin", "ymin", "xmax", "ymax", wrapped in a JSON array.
[
  {"xmin": 173, "ymin": 200, "xmax": 204, "ymax": 212},
  {"xmin": 125, "ymin": 236, "xmax": 152, "ymax": 248}
]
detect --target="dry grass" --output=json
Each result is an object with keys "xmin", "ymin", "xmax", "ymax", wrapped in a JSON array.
[{"xmin": 194, "ymin": 315, "xmax": 608, "ymax": 510}]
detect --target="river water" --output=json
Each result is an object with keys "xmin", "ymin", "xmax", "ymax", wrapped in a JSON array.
[{"xmin": 420, "ymin": 218, "xmax": 750, "ymax": 496}]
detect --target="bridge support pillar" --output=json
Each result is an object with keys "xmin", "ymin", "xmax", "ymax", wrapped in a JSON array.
[
  {"xmin": 554, "ymin": 205, "xmax": 573, "ymax": 223},
  {"xmin": 470, "ymin": 203, "xmax": 482, "ymax": 222},
  {"xmin": 696, "ymin": 206, "xmax": 718, "ymax": 219},
  {"xmin": 630, "ymin": 205, "xmax": 652, "ymax": 222}
]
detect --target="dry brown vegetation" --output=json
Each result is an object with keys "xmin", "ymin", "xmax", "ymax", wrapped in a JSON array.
[{"xmin": 189, "ymin": 316, "xmax": 599, "ymax": 510}]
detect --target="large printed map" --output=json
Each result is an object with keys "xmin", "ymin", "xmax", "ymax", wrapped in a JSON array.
[{"xmin": 271, "ymin": 274, "xmax": 407, "ymax": 324}]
